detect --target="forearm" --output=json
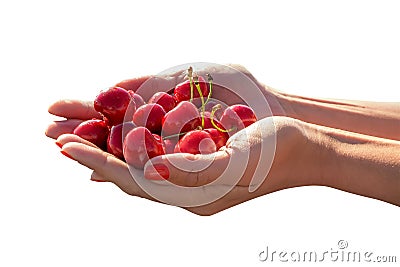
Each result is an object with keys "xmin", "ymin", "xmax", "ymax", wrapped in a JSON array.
[
  {"xmin": 273, "ymin": 89, "xmax": 400, "ymax": 141},
  {"xmin": 304, "ymin": 122, "xmax": 400, "ymax": 206}
]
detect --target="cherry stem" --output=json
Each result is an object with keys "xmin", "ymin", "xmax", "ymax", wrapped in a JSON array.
[
  {"xmin": 205, "ymin": 73, "xmax": 213, "ymax": 106},
  {"xmin": 210, "ymin": 104, "xmax": 236, "ymax": 133},
  {"xmin": 162, "ymin": 131, "xmax": 188, "ymax": 140},
  {"xmin": 188, "ymin": 67, "xmax": 194, "ymax": 103},
  {"xmin": 187, "ymin": 66, "xmax": 193, "ymax": 77},
  {"xmin": 194, "ymin": 76, "xmax": 205, "ymax": 129}
]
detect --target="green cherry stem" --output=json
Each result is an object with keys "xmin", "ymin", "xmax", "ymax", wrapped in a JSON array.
[
  {"xmin": 205, "ymin": 73, "xmax": 213, "ymax": 106},
  {"xmin": 162, "ymin": 131, "xmax": 188, "ymax": 140},
  {"xmin": 188, "ymin": 67, "xmax": 194, "ymax": 103},
  {"xmin": 210, "ymin": 104, "xmax": 236, "ymax": 133},
  {"xmin": 194, "ymin": 78, "xmax": 205, "ymax": 129}
]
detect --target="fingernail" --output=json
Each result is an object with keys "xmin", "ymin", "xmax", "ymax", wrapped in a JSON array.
[
  {"xmin": 55, "ymin": 141, "xmax": 63, "ymax": 148},
  {"xmin": 61, "ymin": 150, "xmax": 75, "ymax": 160},
  {"xmin": 145, "ymin": 164, "xmax": 169, "ymax": 180},
  {"xmin": 90, "ymin": 178, "xmax": 107, "ymax": 182}
]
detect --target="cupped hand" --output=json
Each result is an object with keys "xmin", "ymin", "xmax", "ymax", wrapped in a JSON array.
[
  {"xmin": 55, "ymin": 116, "xmax": 315, "ymax": 215},
  {"xmin": 46, "ymin": 64, "xmax": 302, "ymax": 215}
]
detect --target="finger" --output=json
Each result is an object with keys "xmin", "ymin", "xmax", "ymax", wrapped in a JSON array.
[
  {"xmin": 90, "ymin": 171, "xmax": 109, "ymax": 182},
  {"xmin": 56, "ymin": 133, "xmax": 98, "ymax": 148},
  {"xmin": 225, "ymin": 64, "xmax": 254, "ymax": 80},
  {"xmin": 143, "ymin": 150, "xmax": 231, "ymax": 187},
  {"xmin": 48, "ymin": 100, "xmax": 102, "ymax": 120},
  {"xmin": 45, "ymin": 119, "xmax": 84, "ymax": 139},
  {"xmin": 115, "ymin": 76, "xmax": 151, "ymax": 92},
  {"xmin": 132, "ymin": 76, "xmax": 179, "ymax": 101},
  {"xmin": 207, "ymin": 84, "xmax": 245, "ymax": 106},
  {"xmin": 63, "ymin": 142, "xmax": 246, "ymax": 208},
  {"xmin": 198, "ymin": 64, "xmax": 268, "ymax": 109},
  {"xmin": 61, "ymin": 142, "xmax": 152, "ymax": 199}
]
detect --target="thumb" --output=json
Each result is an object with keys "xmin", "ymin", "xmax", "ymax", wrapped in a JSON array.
[{"xmin": 143, "ymin": 150, "xmax": 231, "ymax": 187}]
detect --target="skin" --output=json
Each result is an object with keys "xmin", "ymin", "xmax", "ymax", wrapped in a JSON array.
[{"xmin": 45, "ymin": 64, "xmax": 400, "ymax": 215}]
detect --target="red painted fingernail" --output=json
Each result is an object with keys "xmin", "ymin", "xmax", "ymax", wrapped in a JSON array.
[
  {"xmin": 61, "ymin": 150, "xmax": 75, "ymax": 160},
  {"xmin": 145, "ymin": 164, "xmax": 169, "ymax": 180},
  {"xmin": 55, "ymin": 141, "xmax": 63, "ymax": 148},
  {"xmin": 90, "ymin": 179, "xmax": 107, "ymax": 182}
]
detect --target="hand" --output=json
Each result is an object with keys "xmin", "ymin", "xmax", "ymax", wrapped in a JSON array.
[
  {"xmin": 46, "ymin": 64, "xmax": 308, "ymax": 215},
  {"xmin": 54, "ymin": 116, "xmax": 319, "ymax": 215}
]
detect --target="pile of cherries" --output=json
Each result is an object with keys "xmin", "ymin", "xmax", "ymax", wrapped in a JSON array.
[{"xmin": 73, "ymin": 67, "xmax": 257, "ymax": 169}]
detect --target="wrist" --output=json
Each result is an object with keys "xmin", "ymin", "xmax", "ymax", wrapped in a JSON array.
[
  {"xmin": 269, "ymin": 90, "xmax": 317, "ymax": 120},
  {"xmin": 259, "ymin": 118, "xmax": 328, "ymax": 192},
  {"xmin": 260, "ymin": 85, "xmax": 297, "ymax": 117},
  {"xmin": 306, "ymin": 123, "xmax": 400, "ymax": 206},
  {"xmin": 269, "ymin": 89, "xmax": 400, "ymax": 140},
  {"xmin": 288, "ymin": 120, "xmax": 331, "ymax": 187}
]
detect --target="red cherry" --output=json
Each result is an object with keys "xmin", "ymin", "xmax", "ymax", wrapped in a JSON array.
[
  {"xmin": 123, "ymin": 126, "xmax": 165, "ymax": 169},
  {"xmin": 73, "ymin": 119, "xmax": 110, "ymax": 149},
  {"xmin": 220, "ymin": 104, "xmax": 257, "ymax": 132},
  {"xmin": 200, "ymin": 111, "xmax": 225, "ymax": 130},
  {"xmin": 174, "ymin": 130, "xmax": 216, "ymax": 155},
  {"xmin": 200, "ymin": 111, "xmax": 212, "ymax": 128},
  {"xmin": 94, "ymin": 87, "xmax": 132, "ymax": 126},
  {"xmin": 161, "ymin": 101, "xmax": 201, "ymax": 137},
  {"xmin": 204, "ymin": 100, "xmax": 226, "ymax": 120},
  {"xmin": 148, "ymin": 92, "xmax": 176, "ymax": 112},
  {"xmin": 174, "ymin": 76, "xmax": 209, "ymax": 103},
  {"xmin": 128, "ymin": 90, "xmax": 145, "ymax": 108},
  {"xmin": 152, "ymin": 133, "xmax": 163, "ymax": 143},
  {"xmin": 163, "ymin": 138, "xmax": 178, "ymax": 154},
  {"xmin": 203, "ymin": 128, "xmax": 228, "ymax": 150},
  {"xmin": 200, "ymin": 112, "xmax": 229, "ymax": 147},
  {"xmin": 107, "ymin": 122, "xmax": 136, "ymax": 160},
  {"xmin": 132, "ymin": 103, "xmax": 166, "ymax": 133},
  {"xmin": 152, "ymin": 133, "xmax": 165, "ymax": 152}
]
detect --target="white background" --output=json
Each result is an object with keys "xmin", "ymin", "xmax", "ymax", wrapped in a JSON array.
[{"xmin": 1, "ymin": 0, "xmax": 399, "ymax": 266}]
